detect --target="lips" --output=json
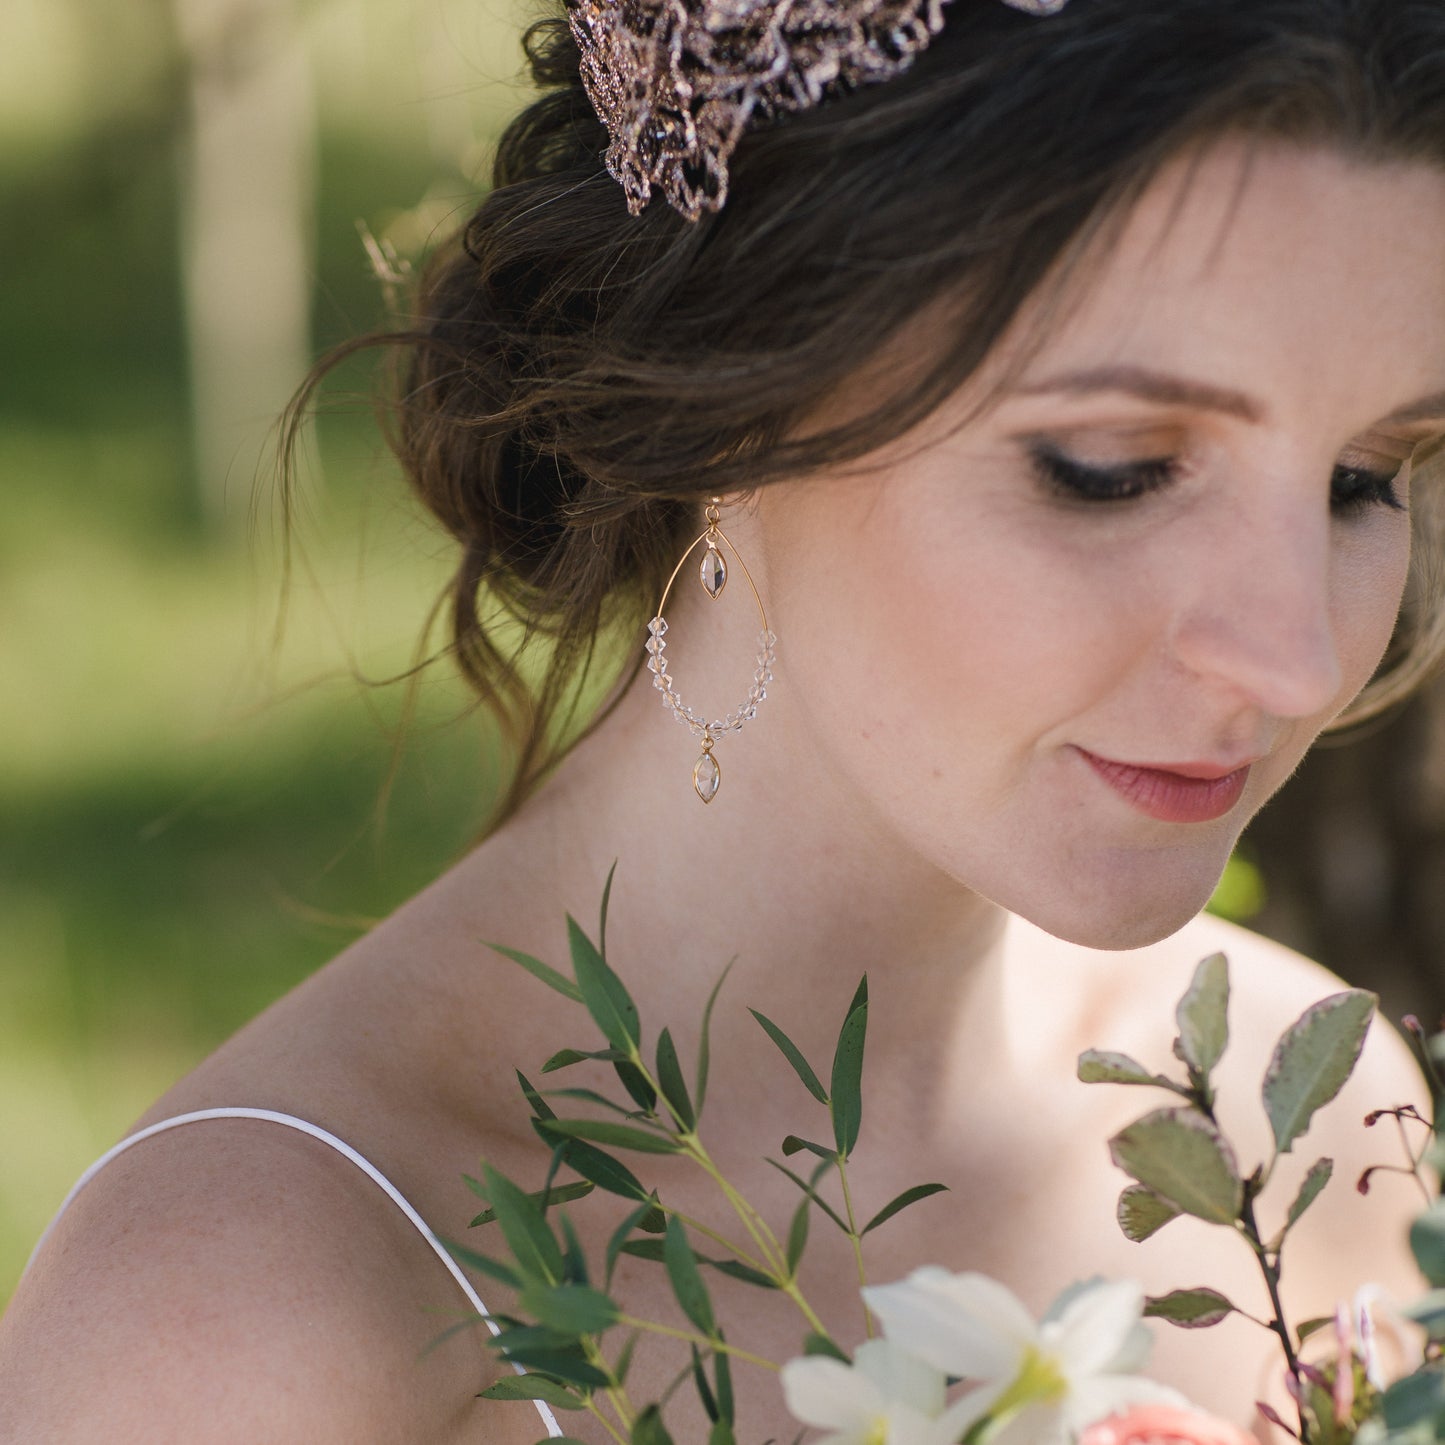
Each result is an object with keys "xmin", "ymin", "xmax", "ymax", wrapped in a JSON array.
[{"xmin": 1077, "ymin": 748, "xmax": 1254, "ymax": 824}]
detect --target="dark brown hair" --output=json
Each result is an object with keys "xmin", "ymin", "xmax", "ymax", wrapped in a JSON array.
[{"xmin": 293, "ymin": 0, "xmax": 1445, "ymax": 826}]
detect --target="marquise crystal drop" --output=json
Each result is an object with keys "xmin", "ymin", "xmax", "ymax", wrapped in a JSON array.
[
  {"xmin": 700, "ymin": 544, "xmax": 727, "ymax": 599},
  {"xmin": 693, "ymin": 749, "xmax": 721, "ymax": 804}
]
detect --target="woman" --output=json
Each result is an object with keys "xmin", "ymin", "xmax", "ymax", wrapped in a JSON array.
[{"xmin": 3, "ymin": 0, "xmax": 1443, "ymax": 1440}]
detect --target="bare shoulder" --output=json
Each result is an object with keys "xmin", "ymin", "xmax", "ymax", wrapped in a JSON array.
[{"xmin": 0, "ymin": 1116, "xmax": 503, "ymax": 1445}]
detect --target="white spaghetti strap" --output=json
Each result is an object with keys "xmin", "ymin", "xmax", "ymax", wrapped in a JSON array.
[{"xmin": 25, "ymin": 1106, "xmax": 565, "ymax": 1439}]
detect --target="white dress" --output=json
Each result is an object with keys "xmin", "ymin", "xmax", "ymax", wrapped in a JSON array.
[{"xmin": 24, "ymin": 1106, "xmax": 564, "ymax": 1439}]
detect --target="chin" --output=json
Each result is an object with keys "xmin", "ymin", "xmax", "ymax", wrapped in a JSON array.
[{"xmin": 995, "ymin": 850, "xmax": 1230, "ymax": 953}]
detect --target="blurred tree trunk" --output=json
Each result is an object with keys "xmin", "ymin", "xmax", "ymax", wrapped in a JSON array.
[
  {"xmin": 1243, "ymin": 673, "xmax": 1445, "ymax": 1033},
  {"xmin": 174, "ymin": 0, "xmax": 316, "ymax": 527}
]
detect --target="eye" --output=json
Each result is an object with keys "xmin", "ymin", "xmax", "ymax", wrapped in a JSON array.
[
  {"xmin": 1329, "ymin": 462, "xmax": 1405, "ymax": 517},
  {"xmin": 1027, "ymin": 445, "xmax": 1181, "ymax": 504}
]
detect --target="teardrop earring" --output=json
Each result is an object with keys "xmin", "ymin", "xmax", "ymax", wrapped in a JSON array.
[{"xmin": 645, "ymin": 498, "xmax": 776, "ymax": 804}]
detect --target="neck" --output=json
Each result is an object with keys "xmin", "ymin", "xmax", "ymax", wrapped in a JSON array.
[{"xmin": 454, "ymin": 570, "xmax": 1018, "ymax": 1137}]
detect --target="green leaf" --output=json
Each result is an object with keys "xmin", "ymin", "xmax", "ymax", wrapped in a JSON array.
[
  {"xmin": 540, "ymin": 1118, "xmax": 682, "ymax": 1156},
  {"xmin": 518, "ymin": 1282, "xmax": 619, "ymax": 1335},
  {"xmin": 481, "ymin": 1163, "xmax": 565, "ymax": 1284},
  {"xmin": 493, "ymin": 1346, "xmax": 611, "ymax": 1390},
  {"xmin": 557, "ymin": 1210, "xmax": 588, "ymax": 1287},
  {"xmin": 663, "ymin": 1216, "xmax": 716, "ymax": 1337},
  {"xmin": 612, "ymin": 1329, "xmax": 640, "ymax": 1387},
  {"xmin": 471, "ymin": 1180, "xmax": 594, "ymax": 1228},
  {"xmin": 605, "ymin": 1200, "xmax": 660, "ymax": 1289},
  {"xmin": 709, "ymin": 1422, "xmax": 737, "ymax": 1445},
  {"xmin": 694, "ymin": 959, "xmax": 735, "ymax": 1118},
  {"xmin": 631, "ymin": 1404, "xmax": 677, "ymax": 1445},
  {"xmin": 479, "ymin": 1375, "xmax": 589, "ymax": 1409},
  {"xmin": 767, "ymin": 1158, "xmax": 848, "ymax": 1233},
  {"xmin": 555, "ymin": 1139, "xmax": 651, "ymax": 1203},
  {"xmin": 613, "ymin": 1059, "xmax": 658, "ymax": 1115},
  {"xmin": 707, "ymin": 1259, "xmax": 779, "ymax": 1290},
  {"xmin": 1174, "ymin": 953, "xmax": 1230, "ymax": 1079},
  {"xmin": 781, "ymin": 1135, "xmax": 836, "ymax": 1163},
  {"xmin": 656, "ymin": 1028, "xmax": 696, "ymax": 1132},
  {"xmin": 861, "ymin": 1183, "xmax": 949, "ymax": 1236},
  {"xmin": 1411, "ymin": 1200, "xmax": 1445, "ymax": 1288},
  {"xmin": 714, "ymin": 1331, "xmax": 734, "ymax": 1425},
  {"xmin": 1401, "ymin": 1288, "xmax": 1445, "ymax": 1339},
  {"xmin": 442, "ymin": 1239, "xmax": 523, "ymax": 1290},
  {"xmin": 1381, "ymin": 1363, "xmax": 1445, "ymax": 1432},
  {"xmin": 568, "ymin": 914, "xmax": 641, "ymax": 1051},
  {"xmin": 690, "ymin": 1345, "xmax": 719, "ymax": 1422},
  {"xmin": 786, "ymin": 1193, "xmax": 810, "ymax": 1274},
  {"xmin": 599, "ymin": 859, "xmax": 618, "ymax": 959},
  {"xmin": 516, "ymin": 1071, "xmax": 558, "ymax": 1121},
  {"xmin": 802, "ymin": 1333, "xmax": 850, "ymax": 1362},
  {"xmin": 1282, "ymin": 1157, "xmax": 1334, "ymax": 1236},
  {"xmin": 750, "ymin": 1009, "xmax": 829, "ymax": 1104},
  {"xmin": 830, "ymin": 996, "xmax": 868, "ymax": 1158},
  {"xmin": 542, "ymin": 1047, "xmax": 627, "ymax": 1073},
  {"xmin": 1077, "ymin": 1050, "xmax": 1181, "ymax": 1090},
  {"xmin": 487, "ymin": 942, "xmax": 585, "ymax": 1004},
  {"xmin": 1144, "ymin": 1288, "xmax": 1236, "ymax": 1329},
  {"xmin": 1262, "ymin": 990, "xmax": 1376, "ymax": 1154},
  {"xmin": 1108, "ymin": 1107, "xmax": 1243, "ymax": 1224},
  {"xmin": 1116, "ymin": 1184, "xmax": 1182, "ymax": 1243},
  {"xmin": 539, "ymin": 1086, "xmax": 642, "ymax": 1119}
]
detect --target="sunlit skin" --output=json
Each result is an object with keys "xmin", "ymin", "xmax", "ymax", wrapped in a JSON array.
[{"xmin": 3, "ymin": 137, "xmax": 1444, "ymax": 1444}]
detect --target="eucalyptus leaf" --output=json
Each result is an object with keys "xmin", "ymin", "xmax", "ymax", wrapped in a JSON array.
[
  {"xmin": 707, "ymin": 1259, "xmax": 779, "ymax": 1290},
  {"xmin": 1144, "ymin": 1288, "xmax": 1236, "ymax": 1329},
  {"xmin": 557, "ymin": 1210, "xmax": 588, "ymax": 1286},
  {"xmin": 568, "ymin": 914, "xmax": 641, "ymax": 1051},
  {"xmin": 540, "ymin": 1118, "xmax": 682, "ymax": 1156},
  {"xmin": 487, "ymin": 942, "xmax": 584, "ymax": 1004},
  {"xmin": 781, "ymin": 1135, "xmax": 837, "ymax": 1162},
  {"xmin": 517, "ymin": 1071, "xmax": 557, "ymax": 1121},
  {"xmin": 442, "ymin": 1239, "xmax": 523, "ymax": 1290},
  {"xmin": 542, "ymin": 1048, "xmax": 626, "ymax": 1073},
  {"xmin": 494, "ymin": 1347, "xmax": 611, "ymax": 1390},
  {"xmin": 709, "ymin": 1421, "xmax": 737, "ymax": 1445},
  {"xmin": 1262, "ymin": 990, "xmax": 1376, "ymax": 1155},
  {"xmin": 714, "ymin": 1331, "xmax": 734, "ymax": 1424},
  {"xmin": 554, "ymin": 1138, "xmax": 651, "ymax": 1203},
  {"xmin": 830, "ymin": 998, "xmax": 868, "ymax": 1159},
  {"xmin": 861, "ymin": 1183, "xmax": 949, "ymax": 1236},
  {"xmin": 471, "ymin": 1180, "xmax": 594, "ymax": 1228},
  {"xmin": 750, "ymin": 1009, "xmax": 829, "ymax": 1104},
  {"xmin": 1381, "ymin": 1364, "xmax": 1445, "ymax": 1432},
  {"xmin": 695, "ymin": 959, "xmax": 735, "ymax": 1118},
  {"xmin": 766, "ymin": 1158, "xmax": 849, "ymax": 1233},
  {"xmin": 613, "ymin": 1329, "xmax": 640, "ymax": 1387},
  {"xmin": 1116, "ymin": 1184, "xmax": 1182, "ymax": 1243},
  {"xmin": 691, "ymin": 1344, "xmax": 719, "ymax": 1423},
  {"xmin": 664, "ymin": 1216, "xmax": 717, "ymax": 1338},
  {"xmin": 1077, "ymin": 1050, "xmax": 1180, "ymax": 1089},
  {"xmin": 1411, "ymin": 1200, "xmax": 1445, "ymax": 1288},
  {"xmin": 480, "ymin": 1376, "xmax": 589, "ymax": 1409},
  {"xmin": 599, "ymin": 859, "xmax": 618, "ymax": 959},
  {"xmin": 786, "ymin": 1193, "xmax": 811, "ymax": 1274},
  {"xmin": 518, "ymin": 1282, "xmax": 619, "ymax": 1336},
  {"xmin": 1174, "ymin": 953, "xmax": 1230, "ymax": 1079},
  {"xmin": 802, "ymin": 1333, "xmax": 850, "ymax": 1362},
  {"xmin": 614, "ymin": 1058, "xmax": 659, "ymax": 1115},
  {"xmin": 631, "ymin": 1404, "xmax": 677, "ymax": 1445},
  {"xmin": 605, "ymin": 1200, "xmax": 660, "ymax": 1289},
  {"xmin": 481, "ymin": 1162, "xmax": 565, "ymax": 1284},
  {"xmin": 656, "ymin": 1028, "xmax": 697, "ymax": 1131},
  {"xmin": 540, "ymin": 1086, "xmax": 644, "ymax": 1119},
  {"xmin": 1108, "ymin": 1108, "xmax": 1243, "ymax": 1224}
]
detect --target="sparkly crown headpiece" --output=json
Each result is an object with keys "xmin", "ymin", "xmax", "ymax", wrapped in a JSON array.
[{"xmin": 568, "ymin": 0, "xmax": 1072, "ymax": 222}]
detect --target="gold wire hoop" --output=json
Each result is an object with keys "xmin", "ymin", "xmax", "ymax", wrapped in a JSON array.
[{"xmin": 645, "ymin": 502, "xmax": 776, "ymax": 804}]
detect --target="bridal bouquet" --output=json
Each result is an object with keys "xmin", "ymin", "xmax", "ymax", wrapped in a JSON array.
[{"xmin": 451, "ymin": 869, "xmax": 1445, "ymax": 1445}]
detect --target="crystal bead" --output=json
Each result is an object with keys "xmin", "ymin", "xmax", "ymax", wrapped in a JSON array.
[
  {"xmin": 693, "ymin": 750, "xmax": 721, "ymax": 804},
  {"xmin": 700, "ymin": 544, "xmax": 727, "ymax": 599},
  {"xmin": 648, "ymin": 616, "xmax": 667, "ymax": 635}
]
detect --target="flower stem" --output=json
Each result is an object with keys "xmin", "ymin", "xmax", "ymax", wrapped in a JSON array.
[
  {"xmin": 615, "ymin": 1314, "xmax": 781, "ymax": 1372},
  {"xmin": 834, "ymin": 1158, "xmax": 873, "ymax": 1338}
]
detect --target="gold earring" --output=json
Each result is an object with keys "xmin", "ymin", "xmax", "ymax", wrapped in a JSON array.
[{"xmin": 646, "ymin": 498, "xmax": 776, "ymax": 804}]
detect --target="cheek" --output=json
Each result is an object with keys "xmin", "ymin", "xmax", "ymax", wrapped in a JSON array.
[{"xmin": 1332, "ymin": 516, "xmax": 1414, "ymax": 693}]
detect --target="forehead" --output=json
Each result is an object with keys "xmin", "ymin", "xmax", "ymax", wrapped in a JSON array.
[{"xmin": 1011, "ymin": 135, "xmax": 1445, "ymax": 434}]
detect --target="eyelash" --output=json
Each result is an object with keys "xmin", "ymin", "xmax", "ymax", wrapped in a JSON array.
[{"xmin": 1028, "ymin": 447, "xmax": 1407, "ymax": 516}]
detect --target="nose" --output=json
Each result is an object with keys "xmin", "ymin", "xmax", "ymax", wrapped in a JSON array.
[{"xmin": 1167, "ymin": 494, "xmax": 1345, "ymax": 721}]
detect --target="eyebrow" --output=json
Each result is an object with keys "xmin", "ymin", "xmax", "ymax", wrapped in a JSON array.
[{"xmin": 1013, "ymin": 365, "xmax": 1445, "ymax": 433}]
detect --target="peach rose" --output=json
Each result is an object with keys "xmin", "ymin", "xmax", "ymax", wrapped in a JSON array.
[{"xmin": 1080, "ymin": 1405, "xmax": 1256, "ymax": 1445}]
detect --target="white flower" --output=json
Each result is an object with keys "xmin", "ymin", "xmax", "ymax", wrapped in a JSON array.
[
  {"xmin": 781, "ymin": 1336, "xmax": 971, "ymax": 1445},
  {"xmin": 862, "ymin": 1269, "xmax": 1189, "ymax": 1445}
]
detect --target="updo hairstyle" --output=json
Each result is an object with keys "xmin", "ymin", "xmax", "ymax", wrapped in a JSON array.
[{"xmin": 303, "ymin": 0, "xmax": 1445, "ymax": 825}]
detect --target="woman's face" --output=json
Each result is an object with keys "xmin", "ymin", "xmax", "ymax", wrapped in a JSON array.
[{"xmin": 757, "ymin": 136, "xmax": 1445, "ymax": 949}]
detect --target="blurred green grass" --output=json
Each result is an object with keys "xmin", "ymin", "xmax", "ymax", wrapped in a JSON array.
[{"xmin": 0, "ymin": 0, "xmax": 531, "ymax": 1303}]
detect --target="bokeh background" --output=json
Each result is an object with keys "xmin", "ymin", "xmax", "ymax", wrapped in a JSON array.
[{"xmin": 3, "ymin": 0, "xmax": 1444, "ymax": 1307}]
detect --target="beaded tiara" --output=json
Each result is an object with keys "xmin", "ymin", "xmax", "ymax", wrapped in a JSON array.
[{"xmin": 568, "ymin": 0, "xmax": 1072, "ymax": 221}]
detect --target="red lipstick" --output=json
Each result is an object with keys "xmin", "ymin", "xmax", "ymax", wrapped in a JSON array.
[{"xmin": 1078, "ymin": 749, "xmax": 1252, "ymax": 824}]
